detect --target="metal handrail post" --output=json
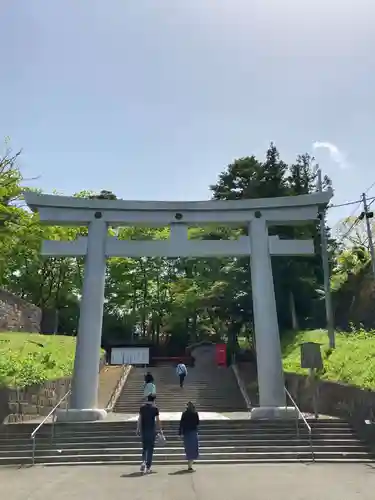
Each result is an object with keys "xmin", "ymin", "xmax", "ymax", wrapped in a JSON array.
[
  {"xmin": 30, "ymin": 389, "xmax": 71, "ymax": 466},
  {"xmin": 285, "ymin": 386, "xmax": 314, "ymax": 462},
  {"xmin": 309, "ymin": 432, "xmax": 314, "ymax": 461},
  {"xmin": 51, "ymin": 411, "xmax": 56, "ymax": 442},
  {"xmin": 31, "ymin": 436, "xmax": 36, "ymax": 466},
  {"xmin": 295, "ymin": 412, "xmax": 300, "ymax": 438}
]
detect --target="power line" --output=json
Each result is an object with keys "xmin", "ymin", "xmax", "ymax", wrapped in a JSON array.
[
  {"xmin": 360, "ymin": 192, "xmax": 375, "ymax": 277},
  {"xmin": 365, "ymin": 180, "xmax": 375, "ymax": 195},
  {"xmin": 329, "ymin": 197, "xmax": 375, "ymax": 209},
  {"xmin": 332, "ymin": 179, "xmax": 375, "ymax": 247},
  {"xmin": 327, "ymin": 176, "xmax": 375, "ymax": 211},
  {"xmin": 329, "ymin": 200, "xmax": 362, "ymax": 238},
  {"xmin": 337, "ymin": 217, "xmax": 361, "ymax": 243},
  {"xmin": 327, "ymin": 178, "xmax": 375, "ymax": 243},
  {"xmin": 331, "ymin": 198, "xmax": 364, "ymax": 244}
]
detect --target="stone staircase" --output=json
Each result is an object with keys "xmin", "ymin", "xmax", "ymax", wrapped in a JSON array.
[
  {"xmin": 113, "ymin": 365, "xmax": 247, "ymax": 413},
  {"xmin": 0, "ymin": 418, "xmax": 373, "ymax": 466}
]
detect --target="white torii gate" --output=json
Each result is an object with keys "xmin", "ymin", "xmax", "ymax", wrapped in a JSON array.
[{"xmin": 24, "ymin": 190, "xmax": 332, "ymax": 421}]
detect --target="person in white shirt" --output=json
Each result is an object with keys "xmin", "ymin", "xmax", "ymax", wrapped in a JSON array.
[
  {"xmin": 176, "ymin": 362, "xmax": 188, "ymax": 388},
  {"xmin": 143, "ymin": 372, "xmax": 156, "ymax": 400}
]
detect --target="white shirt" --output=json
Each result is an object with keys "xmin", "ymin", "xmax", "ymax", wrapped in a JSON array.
[
  {"xmin": 176, "ymin": 363, "xmax": 187, "ymax": 375},
  {"xmin": 143, "ymin": 382, "xmax": 156, "ymax": 397}
]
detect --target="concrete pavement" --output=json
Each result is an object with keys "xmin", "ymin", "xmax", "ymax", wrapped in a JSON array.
[{"xmin": 1, "ymin": 463, "xmax": 375, "ymax": 500}]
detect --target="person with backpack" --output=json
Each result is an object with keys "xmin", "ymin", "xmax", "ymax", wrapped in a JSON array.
[{"xmin": 176, "ymin": 361, "xmax": 187, "ymax": 388}]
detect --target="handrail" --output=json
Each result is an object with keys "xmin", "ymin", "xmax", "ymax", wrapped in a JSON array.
[
  {"xmin": 30, "ymin": 389, "xmax": 71, "ymax": 465},
  {"xmin": 285, "ymin": 386, "xmax": 315, "ymax": 462},
  {"xmin": 231, "ymin": 364, "xmax": 252, "ymax": 414}
]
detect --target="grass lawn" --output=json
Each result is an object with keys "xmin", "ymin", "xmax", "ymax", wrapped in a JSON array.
[
  {"xmin": 282, "ymin": 328, "xmax": 375, "ymax": 389},
  {"xmin": 0, "ymin": 332, "xmax": 77, "ymax": 388}
]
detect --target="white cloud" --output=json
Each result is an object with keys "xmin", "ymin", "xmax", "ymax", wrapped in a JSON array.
[{"xmin": 312, "ymin": 141, "xmax": 349, "ymax": 169}]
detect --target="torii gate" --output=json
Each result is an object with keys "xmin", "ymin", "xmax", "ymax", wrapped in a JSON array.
[{"xmin": 24, "ymin": 190, "xmax": 332, "ymax": 421}]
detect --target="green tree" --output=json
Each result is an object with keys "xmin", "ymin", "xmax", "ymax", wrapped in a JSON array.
[
  {"xmin": 0, "ymin": 143, "xmax": 335, "ymax": 349},
  {"xmin": 210, "ymin": 143, "xmax": 328, "ymax": 335}
]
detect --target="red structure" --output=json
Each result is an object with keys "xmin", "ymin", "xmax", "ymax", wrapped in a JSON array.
[{"xmin": 215, "ymin": 343, "xmax": 227, "ymax": 366}]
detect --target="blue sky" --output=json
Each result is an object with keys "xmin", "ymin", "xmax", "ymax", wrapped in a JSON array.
[{"xmin": 1, "ymin": 0, "xmax": 374, "ymax": 230}]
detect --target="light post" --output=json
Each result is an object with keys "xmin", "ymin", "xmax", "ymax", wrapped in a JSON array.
[{"xmin": 316, "ymin": 168, "xmax": 335, "ymax": 349}]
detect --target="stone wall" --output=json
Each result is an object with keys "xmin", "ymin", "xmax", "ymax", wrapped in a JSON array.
[
  {"xmin": 285, "ymin": 372, "xmax": 375, "ymax": 446},
  {"xmin": 284, "ymin": 372, "xmax": 375, "ymax": 422},
  {"xmin": 237, "ymin": 362, "xmax": 375, "ymax": 445},
  {"xmin": 0, "ymin": 290, "xmax": 41, "ymax": 332},
  {"xmin": 237, "ymin": 362, "xmax": 375, "ymax": 422},
  {"xmin": 0, "ymin": 377, "xmax": 71, "ymax": 424},
  {"xmin": 0, "ymin": 354, "xmax": 107, "ymax": 424}
]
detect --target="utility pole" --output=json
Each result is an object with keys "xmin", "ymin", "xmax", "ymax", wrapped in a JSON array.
[
  {"xmin": 317, "ymin": 169, "xmax": 335, "ymax": 349},
  {"xmin": 360, "ymin": 193, "xmax": 375, "ymax": 277}
]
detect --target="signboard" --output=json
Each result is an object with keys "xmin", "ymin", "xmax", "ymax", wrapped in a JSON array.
[
  {"xmin": 215, "ymin": 343, "xmax": 227, "ymax": 366},
  {"xmin": 301, "ymin": 342, "xmax": 323, "ymax": 370},
  {"xmin": 111, "ymin": 347, "xmax": 150, "ymax": 365}
]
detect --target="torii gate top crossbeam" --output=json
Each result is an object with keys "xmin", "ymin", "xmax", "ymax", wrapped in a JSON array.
[{"xmin": 24, "ymin": 191, "xmax": 333, "ymax": 227}]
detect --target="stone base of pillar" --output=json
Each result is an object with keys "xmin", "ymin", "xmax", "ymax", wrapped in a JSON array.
[
  {"xmin": 55, "ymin": 408, "xmax": 108, "ymax": 422},
  {"xmin": 251, "ymin": 406, "xmax": 298, "ymax": 420}
]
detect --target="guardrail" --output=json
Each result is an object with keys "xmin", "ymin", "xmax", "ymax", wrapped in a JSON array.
[
  {"xmin": 285, "ymin": 386, "xmax": 314, "ymax": 462},
  {"xmin": 30, "ymin": 389, "xmax": 71, "ymax": 466}
]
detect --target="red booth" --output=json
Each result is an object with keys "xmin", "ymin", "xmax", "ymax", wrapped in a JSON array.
[{"xmin": 215, "ymin": 343, "xmax": 227, "ymax": 366}]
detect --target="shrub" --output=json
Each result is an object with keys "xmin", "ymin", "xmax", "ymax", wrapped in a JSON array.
[
  {"xmin": 282, "ymin": 328, "xmax": 375, "ymax": 389},
  {"xmin": 0, "ymin": 332, "xmax": 77, "ymax": 388}
]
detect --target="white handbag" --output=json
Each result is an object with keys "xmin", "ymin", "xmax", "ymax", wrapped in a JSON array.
[{"xmin": 156, "ymin": 432, "xmax": 166, "ymax": 446}]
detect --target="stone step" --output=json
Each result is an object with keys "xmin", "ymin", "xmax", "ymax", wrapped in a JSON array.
[
  {"xmin": 0, "ymin": 424, "xmax": 355, "ymax": 440},
  {"xmin": 1, "ymin": 418, "xmax": 351, "ymax": 431},
  {"xmin": 36, "ymin": 442, "xmax": 373, "ymax": 451},
  {"xmin": 0, "ymin": 438, "xmax": 362, "ymax": 451},
  {"xmin": 5, "ymin": 426, "xmax": 355, "ymax": 437},
  {"xmin": 114, "ymin": 407, "xmax": 247, "ymax": 411},
  {"xmin": 114, "ymin": 395, "xmax": 246, "ymax": 400},
  {"xmin": 122, "ymin": 398, "xmax": 241, "ymax": 401},
  {"xmin": 115, "ymin": 395, "xmax": 243, "ymax": 399},
  {"xmin": 32, "ymin": 457, "xmax": 375, "ymax": 466},
  {"xmin": 114, "ymin": 366, "xmax": 246, "ymax": 414},
  {"xmin": 0, "ymin": 425, "xmax": 354, "ymax": 442},
  {"xmin": 0, "ymin": 433, "xmax": 358, "ymax": 447},
  {"xmin": 1, "ymin": 450, "xmax": 371, "ymax": 466},
  {"xmin": 0, "ymin": 418, "xmax": 371, "ymax": 466},
  {"xmin": 119, "ymin": 391, "xmax": 241, "ymax": 396},
  {"xmin": 4, "ymin": 445, "xmax": 367, "ymax": 459}
]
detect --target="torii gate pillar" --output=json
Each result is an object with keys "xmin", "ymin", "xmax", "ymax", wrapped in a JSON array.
[
  {"xmin": 249, "ymin": 215, "xmax": 287, "ymax": 418},
  {"xmin": 68, "ymin": 218, "xmax": 108, "ymax": 421}
]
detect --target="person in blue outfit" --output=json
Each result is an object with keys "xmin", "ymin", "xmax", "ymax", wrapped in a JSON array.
[
  {"xmin": 176, "ymin": 362, "xmax": 187, "ymax": 388},
  {"xmin": 179, "ymin": 401, "xmax": 200, "ymax": 471}
]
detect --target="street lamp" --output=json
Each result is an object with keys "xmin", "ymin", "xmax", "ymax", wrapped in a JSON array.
[{"xmin": 316, "ymin": 167, "xmax": 335, "ymax": 349}]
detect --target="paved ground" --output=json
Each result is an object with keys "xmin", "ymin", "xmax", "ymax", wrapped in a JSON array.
[{"xmin": 1, "ymin": 464, "xmax": 375, "ymax": 499}]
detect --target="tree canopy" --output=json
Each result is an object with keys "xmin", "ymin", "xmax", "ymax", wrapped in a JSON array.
[{"xmin": 2, "ymin": 141, "xmax": 370, "ymax": 353}]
